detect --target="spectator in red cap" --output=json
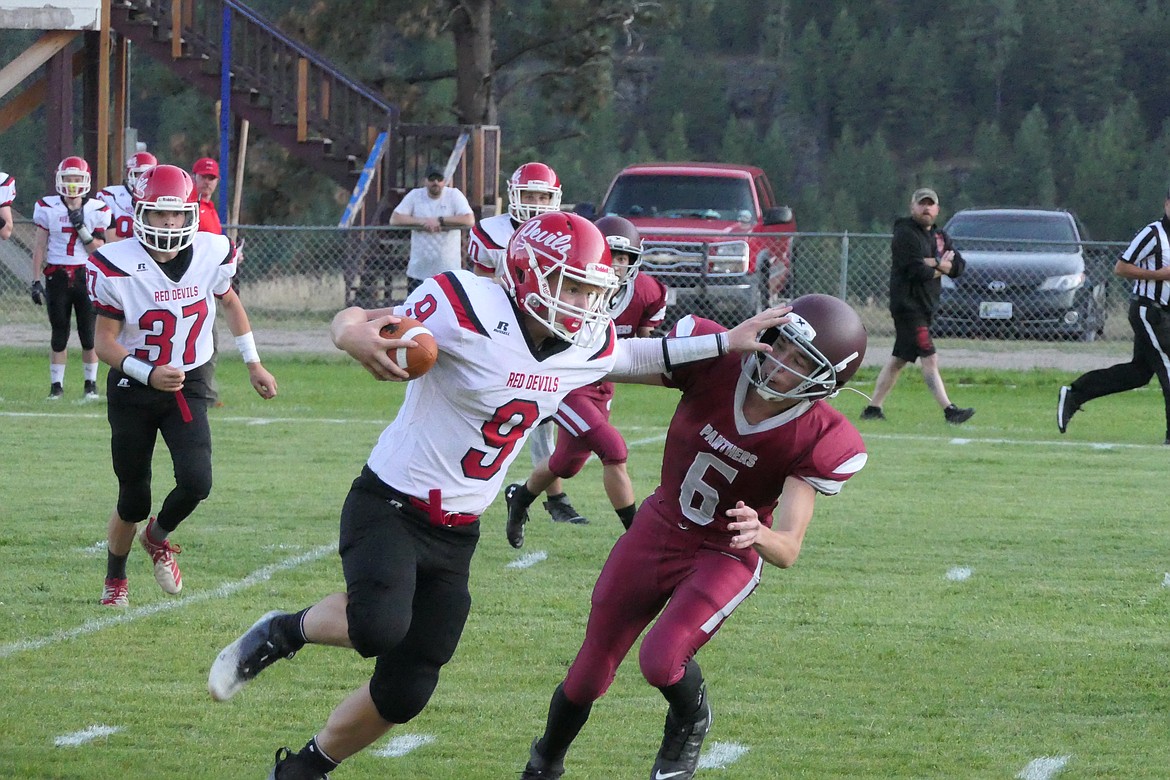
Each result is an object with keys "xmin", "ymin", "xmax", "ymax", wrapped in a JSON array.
[
  {"xmin": 192, "ymin": 158, "xmax": 222, "ymax": 235},
  {"xmin": 193, "ymin": 157, "xmax": 225, "ymax": 404}
]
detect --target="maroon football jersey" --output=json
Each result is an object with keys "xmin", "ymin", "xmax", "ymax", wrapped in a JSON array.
[
  {"xmin": 650, "ymin": 317, "xmax": 867, "ymax": 533},
  {"xmin": 610, "ymin": 273, "xmax": 667, "ymax": 337}
]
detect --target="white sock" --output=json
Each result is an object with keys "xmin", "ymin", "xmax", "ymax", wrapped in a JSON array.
[
  {"xmin": 50, "ymin": 364, "xmax": 65, "ymax": 385},
  {"xmin": 84, "ymin": 362, "xmax": 99, "ymax": 382}
]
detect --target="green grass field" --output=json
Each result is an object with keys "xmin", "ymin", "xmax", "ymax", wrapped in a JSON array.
[{"xmin": 2, "ymin": 345, "xmax": 1169, "ymax": 779}]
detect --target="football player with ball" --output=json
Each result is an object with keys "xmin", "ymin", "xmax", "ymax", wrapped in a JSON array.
[{"xmin": 208, "ymin": 211, "xmax": 792, "ymax": 780}]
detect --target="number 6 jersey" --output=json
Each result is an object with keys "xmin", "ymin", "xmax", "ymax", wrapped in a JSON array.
[{"xmin": 86, "ymin": 232, "xmax": 237, "ymax": 370}]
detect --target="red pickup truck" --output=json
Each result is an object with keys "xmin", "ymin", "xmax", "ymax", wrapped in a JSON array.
[{"xmin": 591, "ymin": 162, "xmax": 796, "ymax": 327}]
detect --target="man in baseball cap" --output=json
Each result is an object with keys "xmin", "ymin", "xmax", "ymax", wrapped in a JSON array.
[
  {"xmin": 911, "ymin": 187, "xmax": 939, "ymax": 206},
  {"xmin": 193, "ymin": 158, "xmax": 220, "ymax": 178},
  {"xmin": 192, "ymin": 157, "xmax": 224, "ymax": 405}
]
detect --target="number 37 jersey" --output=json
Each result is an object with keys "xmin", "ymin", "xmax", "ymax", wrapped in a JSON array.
[{"xmin": 86, "ymin": 233, "xmax": 238, "ymax": 370}]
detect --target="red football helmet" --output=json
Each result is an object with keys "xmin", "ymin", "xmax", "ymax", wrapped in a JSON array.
[
  {"xmin": 594, "ymin": 215, "xmax": 644, "ymax": 282},
  {"xmin": 507, "ymin": 162, "xmax": 562, "ymax": 222},
  {"xmin": 502, "ymin": 212, "xmax": 619, "ymax": 347},
  {"xmin": 125, "ymin": 152, "xmax": 158, "ymax": 190},
  {"xmin": 131, "ymin": 164, "xmax": 200, "ymax": 253},
  {"xmin": 55, "ymin": 156, "xmax": 91, "ymax": 199},
  {"xmin": 744, "ymin": 294, "xmax": 868, "ymax": 401}
]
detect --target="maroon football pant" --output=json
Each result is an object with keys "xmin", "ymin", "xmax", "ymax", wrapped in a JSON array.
[{"xmin": 561, "ymin": 500, "xmax": 762, "ymax": 705}]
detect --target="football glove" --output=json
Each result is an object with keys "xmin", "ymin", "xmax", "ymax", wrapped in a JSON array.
[
  {"xmin": 67, "ymin": 208, "xmax": 85, "ymax": 231},
  {"xmin": 30, "ymin": 279, "xmax": 44, "ymax": 306}
]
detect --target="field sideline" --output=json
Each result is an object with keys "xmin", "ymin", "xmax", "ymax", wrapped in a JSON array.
[{"xmin": 2, "ymin": 346, "xmax": 1169, "ymax": 779}]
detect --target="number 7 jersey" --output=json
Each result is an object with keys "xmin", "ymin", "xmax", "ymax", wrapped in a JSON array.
[{"xmin": 86, "ymin": 233, "xmax": 238, "ymax": 370}]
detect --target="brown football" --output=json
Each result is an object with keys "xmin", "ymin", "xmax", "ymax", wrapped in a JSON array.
[{"xmin": 380, "ymin": 317, "xmax": 438, "ymax": 379}]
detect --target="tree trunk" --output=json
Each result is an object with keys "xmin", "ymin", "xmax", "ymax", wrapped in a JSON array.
[{"xmin": 450, "ymin": 0, "xmax": 496, "ymax": 125}]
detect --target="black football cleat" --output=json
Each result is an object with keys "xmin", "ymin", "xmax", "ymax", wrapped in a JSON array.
[
  {"xmin": 1056, "ymin": 385, "xmax": 1080, "ymax": 434},
  {"xmin": 544, "ymin": 495, "xmax": 588, "ymax": 525},
  {"xmin": 505, "ymin": 483, "xmax": 530, "ymax": 549},
  {"xmin": 944, "ymin": 405, "xmax": 975, "ymax": 425},
  {"xmin": 520, "ymin": 738, "xmax": 565, "ymax": 779},
  {"xmin": 269, "ymin": 747, "xmax": 329, "ymax": 780},
  {"xmin": 209, "ymin": 611, "xmax": 299, "ymax": 701},
  {"xmin": 650, "ymin": 684, "xmax": 712, "ymax": 780}
]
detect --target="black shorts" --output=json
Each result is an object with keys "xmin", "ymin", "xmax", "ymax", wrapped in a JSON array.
[{"xmin": 891, "ymin": 312, "xmax": 936, "ymax": 362}]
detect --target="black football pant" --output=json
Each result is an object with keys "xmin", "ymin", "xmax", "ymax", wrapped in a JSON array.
[
  {"xmin": 339, "ymin": 467, "xmax": 477, "ymax": 724},
  {"xmin": 1071, "ymin": 299, "xmax": 1170, "ymax": 439},
  {"xmin": 45, "ymin": 267, "xmax": 94, "ymax": 352},
  {"xmin": 107, "ymin": 371, "xmax": 213, "ymax": 530}
]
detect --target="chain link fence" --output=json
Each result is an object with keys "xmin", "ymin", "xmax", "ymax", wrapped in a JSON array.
[{"xmin": 0, "ymin": 219, "xmax": 1131, "ymax": 341}]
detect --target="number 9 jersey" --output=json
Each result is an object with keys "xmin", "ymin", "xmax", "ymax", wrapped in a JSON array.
[{"xmin": 85, "ymin": 232, "xmax": 238, "ymax": 370}]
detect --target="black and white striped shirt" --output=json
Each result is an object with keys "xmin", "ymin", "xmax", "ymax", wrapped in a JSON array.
[{"xmin": 1122, "ymin": 214, "xmax": 1170, "ymax": 307}]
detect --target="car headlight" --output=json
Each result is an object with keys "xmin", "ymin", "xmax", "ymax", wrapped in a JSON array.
[
  {"xmin": 706, "ymin": 240, "xmax": 749, "ymax": 274},
  {"xmin": 1038, "ymin": 272, "xmax": 1085, "ymax": 291},
  {"xmin": 940, "ymin": 274, "xmax": 956, "ymax": 289}
]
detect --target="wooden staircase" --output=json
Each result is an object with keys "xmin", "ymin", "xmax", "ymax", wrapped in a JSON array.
[
  {"xmin": 109, "ymin": 0, "xmax": 392, "ymax": 186},
  {"xmin": 107, "ymin": 0, "xmax": 500, "ymax": 213}
]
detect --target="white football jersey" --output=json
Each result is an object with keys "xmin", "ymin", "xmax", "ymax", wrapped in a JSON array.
[
  {"xmin": 0, "ymin": 172, "xmax": 14, "ymax": 207},
  {"xmin": 96, "ymin": 185, "xmax": 135, "ymax": 239},
  {"xmin": 466, "ymin": 213, "xmax": 517, "ymax": 276},
  {"xmin": 33, "ymin": 195, "xmax": 112, "ymax": 266},
  {"xmin": 367, "ymin": 270, "xmax": 619, "ymax": 515},
  {"xmin": 86, "ymin": 232, "xmax": 237, "ymax": 371}
]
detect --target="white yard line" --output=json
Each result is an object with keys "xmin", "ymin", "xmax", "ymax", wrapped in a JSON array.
[
  {"xmin": 53, "ymin": 725, "xmax": 122, "ymax": 747},
  {"xmin": 0, "ymin": 544, "xmax": 334, "ymax": 660},
  {"xmin": 1017, "ymin": 755, "xmax": 1072, "ymax": 780},
  {"xmin": 373, "ymin": 733, "xmax": 436, "ymax": 758},
  {"xmin": 506, "ymin": 551, "xmax": 549, "ymax": 569},
  {"xmin": 946, "ymin": 566, "xmax": 974, "ymax": 582},
  {"xmin": 698, "ymin": 741, "xmax": 750, "ymax": 769}
]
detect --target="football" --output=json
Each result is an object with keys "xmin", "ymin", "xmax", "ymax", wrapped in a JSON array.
[{"xmin": 380, "ymin": 317, "xmax": 438, "ymax": 379}]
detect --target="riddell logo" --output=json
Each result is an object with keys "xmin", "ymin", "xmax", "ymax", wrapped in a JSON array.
[{"xmin": 515, "ymin": 220, "xmax": 571, "ymax": 261}]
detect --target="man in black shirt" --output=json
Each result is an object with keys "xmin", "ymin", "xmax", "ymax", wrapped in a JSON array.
[{"xmin": 861, "ymin": 187, "xmax": 975, "ymax": 424}]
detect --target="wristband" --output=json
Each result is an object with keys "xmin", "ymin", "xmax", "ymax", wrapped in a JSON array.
[
  {"xmin": 438, "ymin": 216, "xmax": 445, "ymax": 227},
  {"xmin": 663, "ymin": 332, "xmax": 725, "ymax": 371},
  {"xmin": 121, "ymin": 355, "xmax": 154, "ymax": 386},
  {"xmin": 235, "ymin": 332, "xmax": 261, "ymax": 364},
  {"xmin": 77, "ymin": 226, "xmax": 93, "ymax": 245}
]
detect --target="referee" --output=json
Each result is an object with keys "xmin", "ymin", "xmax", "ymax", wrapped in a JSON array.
[{"xmin": 1058, "ymin": 189, "xmax": 1170, "ymax": 444}]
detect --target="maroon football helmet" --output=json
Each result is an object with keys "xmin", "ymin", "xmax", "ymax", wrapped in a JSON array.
[
  {"xmin": 745, "ymin": 294, "xmax": 868, "ymax": 401},
  {"xmin": 502, "ymin": 211, "xmax": 618, "ymax": 347},
  {"xmin": 594, "ymin": 215, "xmax": 644, "ymax": 282}
]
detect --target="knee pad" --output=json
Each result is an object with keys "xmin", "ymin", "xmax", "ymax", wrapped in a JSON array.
[
  {"xmin": 368, "ymin": 654, "xmax": 441, "ymax": 724},
  {"xmin": 548, "ymin": 447, "xmax": 590, "ymax": 479},
  {"xmin": 50, "ymin": 324, "xmax": 70, "ymax": 353},
  {"xmin": 116, "ymin": 481, "xmax": 152, "ymax": 523},
  {"xmin": 346, "ymin": 587, "xmax": 411, "ymax": 659},
  {"xmin": 578, "ymin": 423, "xmax": 628, "ymax": 467},
  {"xmin": 174, "ymin": 472, "xmax": 213, "ymax": 504}
]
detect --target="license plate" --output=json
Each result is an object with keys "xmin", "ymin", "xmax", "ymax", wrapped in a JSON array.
[
  {"xmin": 979, "ymin": 301, "xmax": 1013, "ymax": 319},
  {"xmin": 664, "ymin": 287, "xmax": 678, "ymax": 305}
]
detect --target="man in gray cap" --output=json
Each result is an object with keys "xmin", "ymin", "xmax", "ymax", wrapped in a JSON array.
[
  {"xmin": 390, "ymin": 163, "xmax": 475, "ymax": 293},
  {"xmin": 861, "ymin": 186, "xmax": 975, "ymax": 424}
]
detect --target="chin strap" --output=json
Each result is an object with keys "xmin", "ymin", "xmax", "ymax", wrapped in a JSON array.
[{"xmin": 836, "ymin": 385, "xmax": 872, "ymax": 402}]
